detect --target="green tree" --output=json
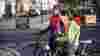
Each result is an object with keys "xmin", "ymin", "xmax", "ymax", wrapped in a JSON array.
[{"xmin": 64, "ymin": 0, "xmax": 80, "ymax": 16}]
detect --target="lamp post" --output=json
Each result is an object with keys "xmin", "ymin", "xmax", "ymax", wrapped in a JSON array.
[{"xmin": 41, "ymin": 0, "xmax": 43, "ymax": 24}]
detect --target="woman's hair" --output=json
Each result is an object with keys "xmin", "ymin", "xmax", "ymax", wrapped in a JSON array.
[
  {"xmin": 61, "ymin": 10, "xmax": 65, "ymax": 16},
  {"xmin": 80, "ymin": 16, "xmax": 85, "ymax": 24}
]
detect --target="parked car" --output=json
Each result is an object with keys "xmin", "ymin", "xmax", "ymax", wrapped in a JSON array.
[{"xmin": 32, "ymin": 9, "xmax": 40, "ymax": 16}]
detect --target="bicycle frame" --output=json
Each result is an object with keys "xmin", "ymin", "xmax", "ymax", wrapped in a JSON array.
[{"xmin": 77, "ymin": 40, "xmax": 93, "ymax": 56}]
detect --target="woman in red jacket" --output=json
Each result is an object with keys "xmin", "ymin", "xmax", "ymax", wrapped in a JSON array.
[{"xmin": 48, "ymin": 6, "xmax": 61, "ymax": 50}]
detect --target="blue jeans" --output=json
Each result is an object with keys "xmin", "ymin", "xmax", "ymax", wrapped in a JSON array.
[{"xmin": 48, "ymin": 25, "xmax": 56, "ymax": 50}]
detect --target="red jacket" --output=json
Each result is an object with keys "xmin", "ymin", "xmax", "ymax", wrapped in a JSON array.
[{"xmin": 49, "ymin": 16, "xmax": 61, "ymax": 32}]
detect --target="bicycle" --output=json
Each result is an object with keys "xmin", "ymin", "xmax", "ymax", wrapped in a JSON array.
[{"xmin": 76, "ymin": 40, "xmax": 95, "ymax": 56}]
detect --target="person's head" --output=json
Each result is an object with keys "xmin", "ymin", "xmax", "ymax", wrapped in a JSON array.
[
  {"xmin": 54, "ymin": 10, "xmax": 60, "ymax": 16},
  {"xmin": 53, "ymin": 5, "xmax": 60, "ymax": 16},
  {"xmin": 74, "ymin": 16, "xmax": 80, "ymax": 26}
]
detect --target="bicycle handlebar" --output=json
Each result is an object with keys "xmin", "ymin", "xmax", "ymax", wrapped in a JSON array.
[{"xmin": 80, "ymin": 40, "xmax": 93, "ymax": 44}]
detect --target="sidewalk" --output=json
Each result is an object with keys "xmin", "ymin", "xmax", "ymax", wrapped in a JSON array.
[{"xmin": 0, "ymin": 18, "xmax": 16, "ymax": 30}]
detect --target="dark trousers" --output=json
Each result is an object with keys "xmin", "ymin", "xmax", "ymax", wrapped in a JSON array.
[{"xmin": 48, "ymin": 25, "xmax": 56, "ymax": 50}]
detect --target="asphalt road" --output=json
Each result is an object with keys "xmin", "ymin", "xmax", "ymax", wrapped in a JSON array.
[{"xmin": 0, "ymin": 26, "xmax": 48, "ymax": 56}]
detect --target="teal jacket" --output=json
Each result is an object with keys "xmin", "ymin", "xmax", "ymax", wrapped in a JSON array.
[{"xmin": 68, "ymin": 21, "xmax": 80, "ymax": 44}]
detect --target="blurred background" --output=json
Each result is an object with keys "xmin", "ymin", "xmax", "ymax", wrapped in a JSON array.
[{"xmin": 0, "ymin": 0, "xmax": 98, "ymax": 56}]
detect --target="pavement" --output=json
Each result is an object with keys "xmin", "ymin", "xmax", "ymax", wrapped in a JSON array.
[
  {"xmin": 0, "ymin": 15, "xmax": 49, "ymax": 31},
  {"xmin": 0, "ymin": 18, "xmax": 16, "ymax": 29}
]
